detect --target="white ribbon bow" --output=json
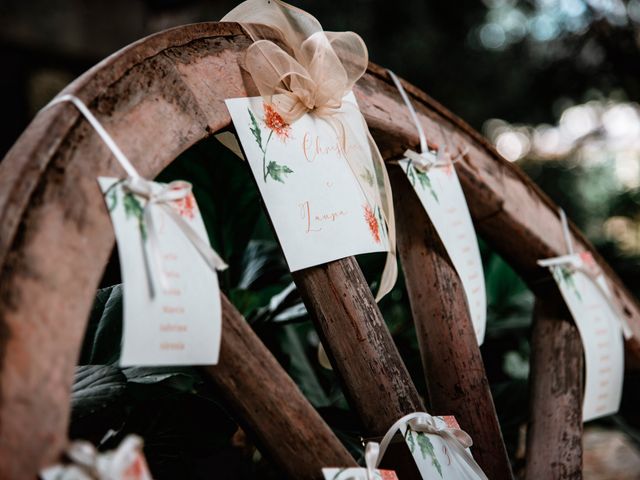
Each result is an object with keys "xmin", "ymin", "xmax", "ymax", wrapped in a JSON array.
[
  {"xmin": 44, "ymin": 94, "xmax": 228, "ymax": 299},
  {"xmin": 122, "ymin": 177, "xmax": 228, "ymax": 298},
  {"xmin": 537, "ymin": 209, "xmax": 632, "ymax": 338},
  {"xmin": 41, "ymin": 435, "xmax": 151, "ymax": 480},
  {"xmin": 377, "ymin": 412, "xmax": 488, "ymax": 480}
]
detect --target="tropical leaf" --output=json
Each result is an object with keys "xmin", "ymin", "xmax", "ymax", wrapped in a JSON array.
[
  {"xmin": 79, "ymin": 284, "xmax": 123, "ymax": 365},
  {"xmin": 71, "ymin": 365, "xmax": 127, "ymax": 421},
  {"xmin": 266, "ymin": 161, "xmax": 293, "ymax": 183}
]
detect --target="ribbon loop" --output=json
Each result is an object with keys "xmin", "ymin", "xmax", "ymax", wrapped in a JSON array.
[
  {"xmin": 43, "ymin": 94, "xmax": 228, "ymax": 300},
  {"xmin": 537, "ymin": 208, "xmax": 632, "ymax": 338},
  {"xmin": 377, "ymin": 412, "xmax": 487, "ymax": 480},
  {"xmin": 224, "ymin": 0, "xmax": 397, "ymax": 301},
  {"xmin": 122, "ymin": 177, "xmax": 229, "ymax": 299},
  {"xmin": 364, "ymin": 442, "xmax": 380, "ymax": 480}
]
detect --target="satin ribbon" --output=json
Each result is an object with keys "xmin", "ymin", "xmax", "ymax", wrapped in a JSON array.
[
  {"xmin": 377, "ymin": 412, "xmax": 488, "ymax": 480},
  {"xmin": 223, "ymin": 0, "xmax": 397, "ymax": 301},
  {"xmin": 122, "ymin": 177, "xmax": 228, "ymax": 298},
  {"xmin": 43, "ymin": 94, "xmax": 228, "ymax": 299},
  {"xmin": 41, "ymin": 435, "xmax": 151, "ymax": 480},
  {"xmin": 537, "ymin": 208, "xmax": 632, "ymax": 338},
  {"xmin": 387, "ymin": 70, "xmax": 452, "ymax": 172}
]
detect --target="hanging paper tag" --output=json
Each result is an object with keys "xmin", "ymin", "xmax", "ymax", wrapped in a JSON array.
[
  {"xmin": 399, "ymin": 158, "xmax": 486, "ymax": 343},
  {"xmin": 542, "ymin": 252, "xmax": 625, "ymax": 421},
  {"xmin": 322, "ymin": 468, "xmax": 398, "ymax": 480},
  {"xmin": 225, "ymin": 93, "xmax": 389, "ymax": 271},
  {"xmin": 98, "ymin": 177, "xmax": 222, "ymax": 366}
]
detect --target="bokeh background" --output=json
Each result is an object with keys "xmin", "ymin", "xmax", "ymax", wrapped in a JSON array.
[{"xmin": 3, "ymin": 1, "xmax": 640, "ymax": 478}]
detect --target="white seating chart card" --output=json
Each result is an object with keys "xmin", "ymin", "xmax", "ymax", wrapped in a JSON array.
[
  {"xmin": 99, "ymin": 177, "xmax": 222, "ymax": 367},
  {"xmin": 541, "ymin": 251, "xmax": 625, "ymax": 421},
  {"xmin": 399, "ymin": 156, "xmax": 486, "ymax": 343},
  {"xmin": 225, "ymin": 93, "xmax": 389, "ymax": 272}
]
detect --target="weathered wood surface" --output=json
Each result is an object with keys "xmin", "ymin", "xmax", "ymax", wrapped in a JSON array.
[
  {"xmin": 0, "ymin": 20, "xmax": 636, "ymax": 477},
  {"xmin": 207, "ymin": 295, "xmax": 356, "ymax": 479},
  {"xmin": 293, "ymin": 259, "xmax": 424, "ymax": 435},
  {"xmin": 390, "ymin": 166, "xmax": 513, "ymax": 480},
  {"xmin": 526, "ymin": 296, "xmax": 584, "ymax": 480}
]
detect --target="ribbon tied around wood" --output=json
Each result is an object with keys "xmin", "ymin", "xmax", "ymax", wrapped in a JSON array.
[{"xmin": 44, "ymin": 94, "xmax": 228, "ymax": 300}]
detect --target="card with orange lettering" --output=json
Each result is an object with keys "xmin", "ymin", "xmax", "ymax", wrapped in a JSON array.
[
  {"xmin": 225, "ymin": 93, "xmax": 389, "ymax": 271},
  {"xmin": 98, "ymin": 177, "xmax": 222, "ymax": 366},
  {"xmin": 539, "ymin": 252, "xmax": 625, "ymax": 421},
  {"xmin": 399, "ymin": 155, "xmax": 486, "ymax": 344}
]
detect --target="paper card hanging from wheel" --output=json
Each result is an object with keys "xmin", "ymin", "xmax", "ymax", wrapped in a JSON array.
[
  {"xmin": 540, "ymin": 251, "xmax": 626, "ymax": 421},
  {"xmin": 225, "ymin": 93, "xmax": 389, "ymax": 273}
]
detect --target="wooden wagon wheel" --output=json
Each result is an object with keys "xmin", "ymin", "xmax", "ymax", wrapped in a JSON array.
[{"xmin": 1, "ymin": 21, "xmax": 639, "ymax": 480}]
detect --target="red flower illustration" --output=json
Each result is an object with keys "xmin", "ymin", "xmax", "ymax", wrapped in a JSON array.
[
  {"xmin": 380, "ymin": 470, "xmax": 399, "ymax": 480},
  {"xmin": 263, "ymin": 103, "xmax": 291, "ymax": 141},
  {"xmin": 364, "ymin": 204, "xmax": 380, "ymax": 243},
  {"xmin": 172, "ymin": 193, "xmax": 196, "ymax": 219}
]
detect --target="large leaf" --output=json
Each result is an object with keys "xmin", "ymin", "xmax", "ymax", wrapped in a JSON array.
[
  {"xmin": 79, "ymin": 285, "xmax": 123, "ymax": 365},
  {"xmin": 71, "ymin": 365, "xmax": 127, "ymax": 420}
]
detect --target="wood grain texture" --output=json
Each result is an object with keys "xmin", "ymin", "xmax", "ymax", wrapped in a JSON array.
[
  {"xmin": 390, "ymin": 166, "xmax": 513, "ymax": 480},
  {"xmin": 525, "ymin": 296, "xmax": 584, "ymax": 480},
  {"xmin": 206, "ymin": 295, "xmax": 356, "ymax": 480},
  {"xmin": 292, "ymin": 259, "xmax": 425, "ymax": 436}
]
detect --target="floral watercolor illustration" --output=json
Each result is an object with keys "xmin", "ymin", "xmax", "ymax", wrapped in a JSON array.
[
  {"xmin": 171, "ymin": 190, "xmax": 197, "ymax": 219},
  {"xmin": 405, "ymin": 157, "xmax": 439, "ymax": 202},
  {"xmin": 248, "ymin": 103, "xmax": 294, "ymax": 183},
  {"xmin": 104, "ymin": 181, "xmax": 197, "ymax": 243},
  {"xmin": 363, "ymin": 204, "xmax": 387, "ymax": 244},
  {"xmin": 552, "ymin": 266, "xmax": 582, "ymax": 301},
  {"xmin": 406, "ymin": 429, "xmax": 443, "ymax": 478}
]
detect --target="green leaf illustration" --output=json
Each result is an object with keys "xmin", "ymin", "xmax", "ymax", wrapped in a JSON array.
[
  {"xmin": 123, "ymin": 192, "xmax": 147, "ymax": 240},
  {"xmin": 248, "ymin": 108, "xmax": 263, "ymax": 151},
  {"xmin": 415, "ymin": 170, "xmax": 439, "ymax": 202},
  {"xmin": 360, "ymin": 168, "xmax": 375, "ymax": 186},
  {"xmin": 416, "ymin": 432, "xmax": 443, "ymax": 478},
  {"xmin": 266, "ymin": 161, "xmax": 294, "ymax": 183},
  {"xmin": 405, "ymin": 428, "xmax": 416, "ymax": 453},
  {"xmin": 106, "ymin": 187, "xmax": 118, "ymax": 212}
]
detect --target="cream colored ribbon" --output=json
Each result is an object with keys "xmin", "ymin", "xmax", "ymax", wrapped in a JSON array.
[
  {"xmin": 537, "ymin": 208, "xmax": 632, "ymax": 338},
  {"xmin": 387, "ymin": 70, "xmax": 452, "ymax": 172},
  {"xmin": 41, "ymin": 435, "xmax": 152, "ymax": 480},
  {"xmin": 44, "ymin": 94, "xmax": 228, "ymax": 299},
  {"xmin": 222, "ymin": 0, "xmax": 397, "ymax": 301},
  {"xmin": 377, "ymin": 412, "xmax": 488, "ymax": 480},
  {"xmin": 121, "ymin": 177, "xmax": 228, "ymax": 298}
]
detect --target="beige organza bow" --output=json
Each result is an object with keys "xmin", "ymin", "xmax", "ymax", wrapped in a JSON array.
[{"xmin": 223, "ymin": 0, "xmax": 397, "ymax": 301}]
